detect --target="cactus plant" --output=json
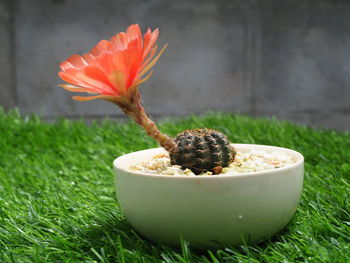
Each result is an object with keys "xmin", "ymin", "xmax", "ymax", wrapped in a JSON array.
[
  {"xmin": 170, "ymin": 129, "xmax": 236, "ymax": 174},
  {"xmin": 58, "ymin": 24, "xmax": 235, "ymax": 174}
]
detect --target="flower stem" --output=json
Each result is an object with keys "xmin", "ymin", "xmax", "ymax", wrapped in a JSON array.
[
  {"xmin": 114, "ymin": 90, "xmax": 175, "ymax": 152},
  {"xmin": 136, "ymin": 108, "xmax": 175, "ymax": 151}
]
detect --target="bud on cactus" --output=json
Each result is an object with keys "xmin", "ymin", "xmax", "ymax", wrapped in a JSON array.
[{"xmin": 169, "ymin": 129, "xmax": 236, "ymax": 174}]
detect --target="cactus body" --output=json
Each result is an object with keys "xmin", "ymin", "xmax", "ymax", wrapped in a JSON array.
[{"xmin": 169, "ymin": 129, "xmax": 236, "ymax": 174}]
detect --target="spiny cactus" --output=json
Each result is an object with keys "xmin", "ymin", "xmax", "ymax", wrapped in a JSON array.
[{"xmin": 169, "ymin": 129, "xmax": 236, "ymax": 174}]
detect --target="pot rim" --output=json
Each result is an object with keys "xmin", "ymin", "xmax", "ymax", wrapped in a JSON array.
[{"xmin": 113, "ymin": 143, "xmax": 304, "ymax": 179}]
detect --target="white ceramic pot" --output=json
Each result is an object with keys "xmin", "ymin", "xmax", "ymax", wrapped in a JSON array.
[{"xmin": 113, "ymin": 144, "xmax": 304, "ymax": 248}]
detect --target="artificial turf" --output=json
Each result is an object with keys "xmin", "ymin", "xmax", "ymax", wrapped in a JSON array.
[{"xmin": 0, "ymin": 108, "xmax": 349, "ymax": 263}]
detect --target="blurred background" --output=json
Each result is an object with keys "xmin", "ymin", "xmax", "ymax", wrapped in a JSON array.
[{"xmin": 0, "ymin": 0, "xmax": 349, "ymax": 131}]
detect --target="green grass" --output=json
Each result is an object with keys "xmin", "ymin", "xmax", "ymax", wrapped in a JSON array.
[{"xmin": 0, "ymin": 108, "xmax": 349, "ymax": 263}]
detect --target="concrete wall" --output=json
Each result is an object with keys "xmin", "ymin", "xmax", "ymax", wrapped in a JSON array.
[{"xmin": 1, "ymin": 0, "xmax": 350, "ymax": 130}]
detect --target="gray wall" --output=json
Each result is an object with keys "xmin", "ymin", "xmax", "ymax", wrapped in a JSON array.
[{"xmin": 1, "ymin": 0, "xmax": 350, "ymax": 130}]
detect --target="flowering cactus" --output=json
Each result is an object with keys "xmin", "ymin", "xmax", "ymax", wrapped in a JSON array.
[{"xmin": 58, "ymin": 24, "xmax": 235, "ymax": 174}]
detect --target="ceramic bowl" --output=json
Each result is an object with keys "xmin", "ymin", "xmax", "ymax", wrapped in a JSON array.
[{"xmin": 113, "ymin": 144, "xmax": 304, "ymax": 248}]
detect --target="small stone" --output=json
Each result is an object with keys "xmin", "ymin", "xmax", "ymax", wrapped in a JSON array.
[
  {"xmin": 221, "ymin": 167, "xmax": 230, "ymax": 173},
  {"xmin": 160, "ymin": 169, "xmax": 175, "ymax": 175},
  {"xmin": 153, "ymin": 153, "xmax": 168, "ymax": 159},
  {"xmin": 212, "ymin": 166, "xmax": 223, "ymax": 175}
]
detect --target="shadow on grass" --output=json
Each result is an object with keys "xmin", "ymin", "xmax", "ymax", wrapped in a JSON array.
[
  {"xmin": 74, "ymin": 214, "xmax": 181, "ymax": 261},
  {"xmin": 71, "ymin": 211, "xmax": 297, "ymax": 262}
]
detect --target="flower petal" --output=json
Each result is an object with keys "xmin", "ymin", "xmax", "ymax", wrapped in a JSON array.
[
  {"xmin": 90, "ymin": 40, "xmax": 113, "ymax": 57},
  {"xmin": 82, "ymin": 53, "xmax": 95, "ymax": 64},
  {"xmin": 59, "ymin": 84, "xmax": 90, "ymax": 93},
  {"xmin": 76, "ymin": 71, "xmax": 115, "ymax": 95},
  {"xmin": 91, "ymin": 53, "xmax": 115, "ymax": 75},
  {"xmin": 59, "ymin": 71, "xmax": 82, "ymax": 87},
  {"xmin": 67, "ymin": 54, "xmax": 88, "ymax": 69},
  {"xmin": 140, "ymin": 45, "xmax": 157, "ymax": 71},
  {"xmin": 84, "ymin": 66, "xmax": 112, "ymax": 87},
  {"xmin": 111, "ymin": 51, "xmax": 128, "ymax": 73},
  {"xmin": 60, "ymin": 61, "xmax": 74, "ymax": 71},
  {"xmin": 111, "ymin": 32, "xmax": 128, "ymax": 51},
  {"xmin": 140, "ymin": 43, "xmax": 167, "ymax": 77},
  {"xmin": 108, "ymin": 71, "xmax": 126, "ymax": 95},
  {"xmin": 143, "ymin": 28, "xmax": 158, "ymax": 59},
  {"xmin": 72, "ymin": 95, "xmax": 116, "ymax": 102},
  {"xmin": 124, "ymin": 46, "xmax": 143, "ymax": 87},
  {"xmin": 126, "ymin": 24, "xmax": 142, "ymax": 49},
  {"xmin": 131, "ymin": 70, "xmax": 153, "ymax": 88}
]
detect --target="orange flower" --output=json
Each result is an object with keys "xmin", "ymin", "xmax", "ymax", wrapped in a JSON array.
[{"xmin": 58, "ymin": 24, "xmax": 166, "ymax": 102}]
